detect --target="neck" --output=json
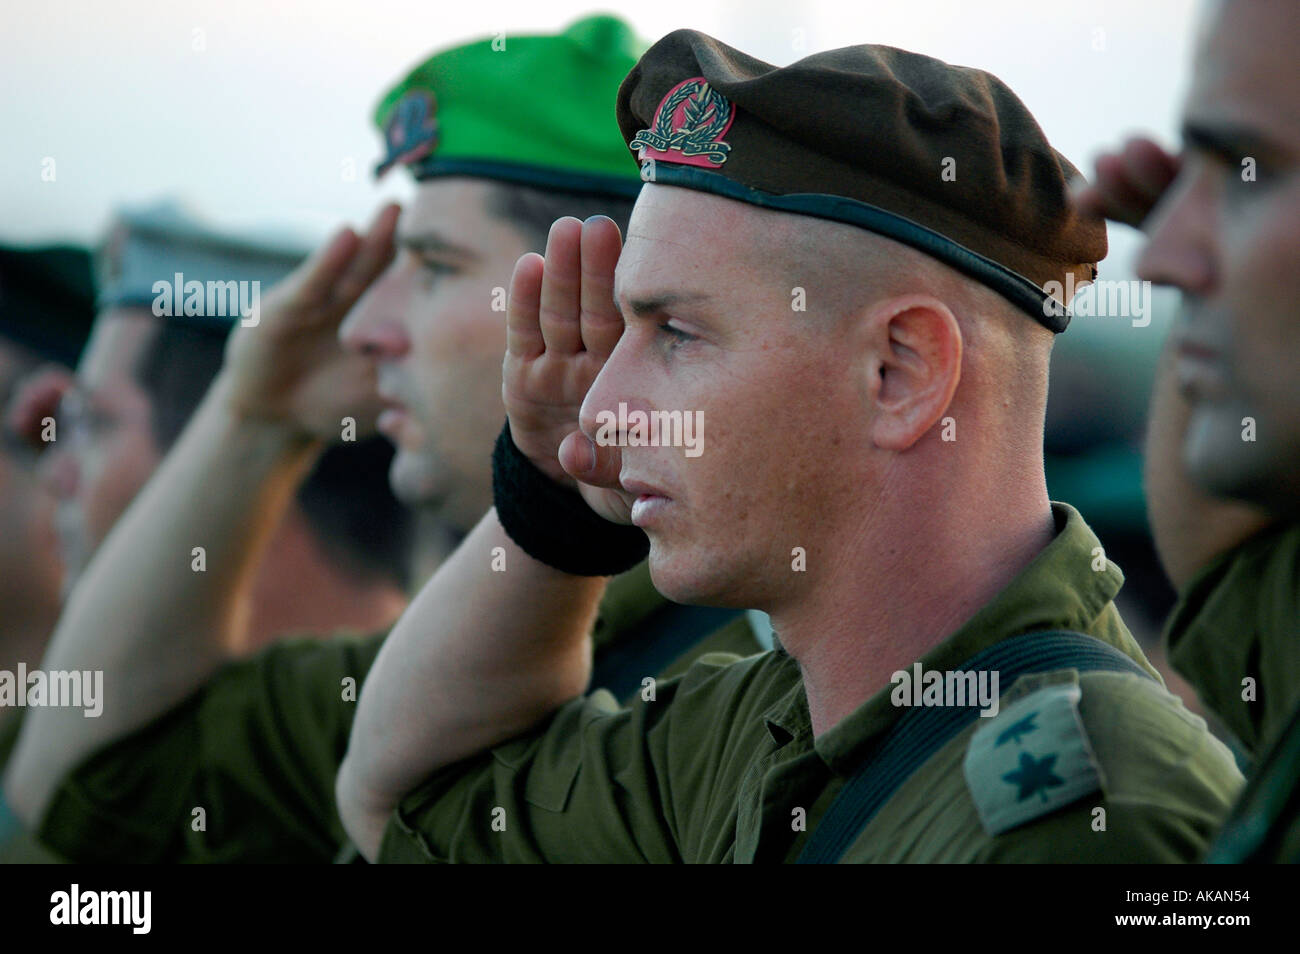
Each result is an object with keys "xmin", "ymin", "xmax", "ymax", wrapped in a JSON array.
[
  {"xmin": 773, "ymin": 458, "xmax": 1055, "ymax": 737},
  {"xmin": 240, "ymin": 509, "xmax": 408, "ymax": 654}
]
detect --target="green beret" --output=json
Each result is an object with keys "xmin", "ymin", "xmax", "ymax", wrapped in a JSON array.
[
  {"xmin": 0, "ymin": 244, "xmax": 95, "ymax": 366},
  {"xmin": 617, "ymin": 32, "xmax": 1108, "ymax": 331},
  {"xmin": 373, "ymin": 15, "xmax": 645, "ymax": 198}
]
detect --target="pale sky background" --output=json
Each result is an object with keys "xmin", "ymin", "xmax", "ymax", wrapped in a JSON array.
[{"xmin": 2, "ymin": 0, "xmax": 1200, "ymax": 282}]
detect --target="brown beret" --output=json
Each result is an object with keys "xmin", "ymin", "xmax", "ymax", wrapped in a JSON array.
[{"xmin": 617, "ymin": 31, "xmax": 1106, "ymax": 331}]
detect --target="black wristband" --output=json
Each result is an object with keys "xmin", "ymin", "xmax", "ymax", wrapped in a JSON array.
[{"xmin": 491, "ymin": 420, "xmax": 649, "ymax": 576}]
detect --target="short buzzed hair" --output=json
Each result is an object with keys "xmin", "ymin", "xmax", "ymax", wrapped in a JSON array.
[{"xmin": 766, "ymin": 208, "xmax": 1056, "ymax": 435}]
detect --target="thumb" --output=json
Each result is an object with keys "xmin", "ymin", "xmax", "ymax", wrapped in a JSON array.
[{"xmin": 559, "ymin": 430, "xmax": 622, "ymax": 489}]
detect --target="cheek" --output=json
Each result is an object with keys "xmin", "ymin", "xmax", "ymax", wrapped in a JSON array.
[
  {"xmin": 677, "ymin": 354, "xmax": 850, "ymax": 504},
  {"xmin": 83, "ymin": 434, "xmax": 157, "ymax": 530},
  {"xmin": 1223, "ymin": 195, "xmax": 1300, "ymax": 403},
  {"xmin": 411, "ymin": 281, "xmax": 506, "ymax": 354},
  {"xmin": 414, "ymin": 301, "xmax": 506, "ymax": 412}
]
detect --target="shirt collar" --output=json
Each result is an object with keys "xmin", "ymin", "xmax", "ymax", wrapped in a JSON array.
[
  {"xmin": 760, "ymin": 503, "xmax": 1131, "ymax": 773},
  {"xmin": 1165, "ymin": 522, "xmax": 1300, "ymax": 752}
]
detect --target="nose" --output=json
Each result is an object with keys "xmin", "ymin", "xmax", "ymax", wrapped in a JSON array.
[
  {"xmin": 579, "ymin": 336, "xmax": 647, "ymax": 444},
  {"xmin": 339, "ymin": 269, "xmax": 412, "ymax": 360},
  {"xmin": 1135, "ymin": 164, "xmax": 1217, "ymax": 297}
]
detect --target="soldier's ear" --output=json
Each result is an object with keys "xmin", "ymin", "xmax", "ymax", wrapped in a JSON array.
[{"xmin": 861, "ymin": 294, "xmax": 962, "ymax": 451}]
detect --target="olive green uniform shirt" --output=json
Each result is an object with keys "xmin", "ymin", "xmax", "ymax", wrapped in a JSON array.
[
  {"xmin": 379, "ymin": 505, "xmax": 1242, "ymax": 863},
  {"xmin": 0, "ymin": 716, "xmax": 62, "ymax": 863},
  {"xmin": 1165, "ymin": 522, "xmax": 1300, "ymax": 862},
  {"xmin": 27, "ymin": 564, "xmax": 761, "ymax": 863}
]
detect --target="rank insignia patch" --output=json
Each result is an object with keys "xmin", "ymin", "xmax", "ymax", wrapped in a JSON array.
[
  {"xmin": 376, "ymin": 90, "xmax": 439, "ymax": 177},
  {"xmin": 963, "ymin": 682, "xmax": 1103, "ymax": 836},
  {"xmin": 630, "ymin": 76, "xmax": 734, "ymax": 169}
]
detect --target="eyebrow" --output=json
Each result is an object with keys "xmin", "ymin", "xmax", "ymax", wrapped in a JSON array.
[
  {"xmin": 1182, "ymin": 120, "xmax": 1295, "ymax": 167},
  {"xmin": 397, "ymin": 231, "xmax": 480, "ymax": 261},
  {"xmin": 620, "ymin": 291, "xmax": 711, "ymax": 318}
]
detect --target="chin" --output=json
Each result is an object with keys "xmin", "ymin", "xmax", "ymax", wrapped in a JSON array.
[
  {"xmin": 388, "ymin": 472, "xmax": 441, "ymax": 511},
  {"xmin": 1184, "ymin": 409, "xmax": 1276, "ymax": 508},
  {"xmin": 647, "ymin": 541, "xmax": 750, "ymax": 609}
]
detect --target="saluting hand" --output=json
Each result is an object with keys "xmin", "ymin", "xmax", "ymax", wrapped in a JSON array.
[
  {"xmin": 503, "ymin": 215, "xmax": 634, "ymax": 525},
  {"xmin": 1072, "ymin": 136, "xmax": 1181, "ymax": 229},
  {"xmin": 220, "ymin": 203, "xmax": 400, "ymax": 441},
  {"xmin": 5, "ymin": 364, "xmax": 75, "ymax": 451}
]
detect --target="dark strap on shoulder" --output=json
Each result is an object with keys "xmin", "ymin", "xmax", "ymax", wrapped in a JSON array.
[
  {"xmin": 796, "ymin": 630, "xmax": 1157, "ymax": 864},
  {"xmin": 591, "ymin": 604, "xmax": 743, "ymax": 701},
  {"xmin": 1203, "ymin": 695, "xmax": 1300, "ymax": 863}
]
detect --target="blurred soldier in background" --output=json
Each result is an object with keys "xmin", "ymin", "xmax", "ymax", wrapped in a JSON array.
[
  {"xmin": 1077, "ymin": 0, "xmax": 1300, "ymax": 862},
  {"xmin": 0, "ymin": 204, "xmax": 411, "ymax": 862},
  {"xmin": 0, "ymin": 245, "xmax": 95, "ymax": 863},
  {"xmin": 0, "ymin": 245, "xmax": 93, "ymax": 692},
  {"xmin": 8, "ymin": 201, "xmax": 412, "ymax": 645}
]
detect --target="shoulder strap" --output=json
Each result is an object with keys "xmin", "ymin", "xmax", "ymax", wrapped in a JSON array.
[
  {"xmin": 796, "ymin": 630, "xmax": 1156, "ymax": 864},
  {"xmin": 591, "ymin": 604, "xmax": 743, "ymax": 701},
  {"xmin": 1203, "ymin": 695, "xmax": 1300, "ymax": 863}
]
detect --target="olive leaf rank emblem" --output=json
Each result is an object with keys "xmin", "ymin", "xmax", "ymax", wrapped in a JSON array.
[
  {"xmin": 631, "ymin": 77, "xmax": 734, "ymax": 169},
  {"xmin": 1002, "ymin": 751, "xmax": 1065, "ymax": 803},
  {"xmin": 963, "ymin": 683, "xmax": 1103, "ymax": 835},
  {"xmin": 995, "ymin": 711, "xmax": 1039, "ymax": 747}
]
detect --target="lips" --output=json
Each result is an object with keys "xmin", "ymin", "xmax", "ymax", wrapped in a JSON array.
[
  {"xmin": 621, "ymin": 476, "xmax": 674, "ymax": 528},
  {"xmin": 375, "ymin": 391, "xmax": 416, "ymax": 442},
  {"xmin": 620, "ymin": 476, "xmax": 671, "ymax": 500},
  {"xmin": 1172, "ymin": 335, "xmax": 1229, "ymax": 400},
  {"xmin": 1175, "ymin": 338, "xmax": 1220, "ymax": 363}
]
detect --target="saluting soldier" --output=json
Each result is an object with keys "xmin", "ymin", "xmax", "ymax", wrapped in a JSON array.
[
  {"xmin": 1077, "ymin": 0, "xmax": 1300, "ymax": 863},
  {"xmin": 333, "ymin": 30, "xmax": 1243, "ymax": 862},
  {"xmin": 2, "ymin": 16, "xmax": 762, "ymax": 864},
  {"xmin": 0, "ymin": 203, "xmax": 411, "ymax": 862}
]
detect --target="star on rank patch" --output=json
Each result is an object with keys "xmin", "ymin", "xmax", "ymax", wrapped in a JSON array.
[
  {"xmin": 962, "ymin": 682, "xmax": 1104, "ymax": 835},
  {"xmin": 630, "ymin": 76, "xmax": 733, "ymax": 169},
  {"xmin": 376, "ymin": 89, "xmax": 439, "ymax": 177}
]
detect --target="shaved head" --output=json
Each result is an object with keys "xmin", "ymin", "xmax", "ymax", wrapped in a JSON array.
[{"xmin": 764, "ymin": 207, "xmax": 1056, "ymax": 425}]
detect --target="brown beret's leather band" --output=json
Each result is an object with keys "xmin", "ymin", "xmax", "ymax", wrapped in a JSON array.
[{"xmin": 645, "ymin": 163, "xmax": 1072, "ymax": 333}]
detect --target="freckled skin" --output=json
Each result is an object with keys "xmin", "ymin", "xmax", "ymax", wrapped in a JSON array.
[{"xmin": 582, "ymin": 186, "xmax": 876, "ymax": 609}]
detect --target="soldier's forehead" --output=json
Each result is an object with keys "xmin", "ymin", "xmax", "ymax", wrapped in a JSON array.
[{"xmin": 1189, "ymin": 0, "xmax": 1300, "ymax": 142}]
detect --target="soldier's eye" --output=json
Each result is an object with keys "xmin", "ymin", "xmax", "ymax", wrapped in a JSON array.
[
  {"xmin": 658, "ymin": 322, "xmax": 697, "ymax": 346},
  {"xmin": 419, "ymin": 258, "xmax": 458, "ymax": 278}
]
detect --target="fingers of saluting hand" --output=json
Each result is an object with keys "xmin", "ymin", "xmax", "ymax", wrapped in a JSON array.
[
  {"xmin": 330, "ymin": 203, "xmax": 401, "ymax": 311},
  {"xmin": 284, "ymin": 204, "xmax": 399, "ymax": 323},
  {"xmin": 4, "ymin": 366, "xmax": 72, "ymax": 445},
  {"xmin": 507, "ymin": 215, "xmax": 625, "ymax": 362},
  {"xmin": 292, "ymin": 226, "xmax": 362, "ymax": 313},
  {"xmin": 538, "ymin": 217, "xmax": 585, "ymax": 355},
  {"xmin": 1074, "ymin": 137, "xmax": 1180, "ymax": 228},
  {"xmin": 1118, "ymin": 137, "xmax": 1180, "ymax": 202},
  {"xmin": 578, "ymin": 216, "xmax": 624, "ymax": 360},
  {"xmin": 505, "ymin": 252, "xmax": 546, "ymax": 360}
]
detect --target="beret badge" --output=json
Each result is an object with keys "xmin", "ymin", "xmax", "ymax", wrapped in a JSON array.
[
  {"xmin": 630, "ymin": 76, "xmax": 733, "ymax": 169},
  {"xmin": 376, "ymin": 90, "xmax": 439, "ymax": 177}
]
